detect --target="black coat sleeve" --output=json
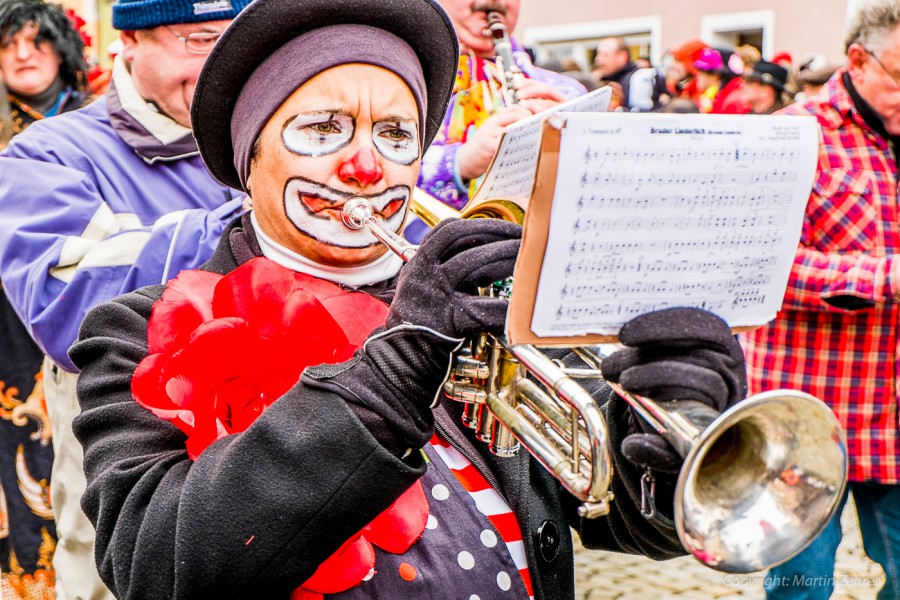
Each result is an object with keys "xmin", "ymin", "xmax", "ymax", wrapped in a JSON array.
[{"xmin": 70, "ymin": 288, "xmax": 427, "ymax": 600}]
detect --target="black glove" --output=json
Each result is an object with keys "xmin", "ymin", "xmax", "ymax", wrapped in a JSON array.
[
  {"xmin": 387, "ymin": 218, "xmax": 522, "ymax": 337},
  {"xmin": 303, "ymin": 218, "xmax": 521, "ymax": 454},
  {"xmin": 600, "ymin": 307, "xmax": 747, "ymax": 473}
]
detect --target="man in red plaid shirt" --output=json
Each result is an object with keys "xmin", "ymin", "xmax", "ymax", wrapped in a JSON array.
[{"xmin": 740, "ymin": 1, "xmax": 900, "ymax": 598}]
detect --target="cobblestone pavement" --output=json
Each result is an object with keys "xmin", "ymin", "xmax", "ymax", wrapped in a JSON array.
[{"xmin": 574, "ymin": 498, "xmax": 887, "ymax": 599}]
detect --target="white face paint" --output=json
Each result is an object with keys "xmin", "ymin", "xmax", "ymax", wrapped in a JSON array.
[
  {"xmin": 283, "ymin": 110, "xmax": 419, "ymax": 165},
  {"xmin": 248, "ymin": 64, "xmax": 420, "ymax": 267},
  {"xmin": 283, "ymin": 112, "xmax": 355, "ymax": 157},
  {"xmin": 283, "ymin": 176, "xmax": 410, "ymax": 248},
  {"xmin": 372, "ymin": 119, "xmax": 419, "ymax": 165}
]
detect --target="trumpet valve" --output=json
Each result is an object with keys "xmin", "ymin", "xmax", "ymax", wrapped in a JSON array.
[
  {"xmin": 461, "ymin": 403, "xmax": 482, "ymax": 430},
  {"xmin": 489, "ymin": 402, "xmax": 521, "ymax": 457},
  {"xmin": 476, "ymin": 401, "xmax": 498, "ymax": 444},
  {"xmin": 453, "ymin": 356, "xmax": 490, "ymax": 379},
  {"xmin": 442, "ymin": 380, "xmax": 487, "ymax": 404}
]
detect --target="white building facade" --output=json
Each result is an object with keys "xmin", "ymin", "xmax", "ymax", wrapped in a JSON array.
[{"xmin": 516, "ymin": 0, "xmax": 867, "ymax": 72}]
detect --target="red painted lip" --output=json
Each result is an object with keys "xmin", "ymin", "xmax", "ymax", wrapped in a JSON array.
[
  {"xmin": 378, "ymin": 198, "xmax": 405, "ymax": 220},
  {"xmin": 301, "ymin": 194, "xmax": 339, "ymax": 214},
  {"xmin": 299, "ymin": 194, "xmax": 405, "ymax": 221}
]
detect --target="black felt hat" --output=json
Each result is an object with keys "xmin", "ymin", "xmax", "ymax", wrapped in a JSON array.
[
  {"xmin": 744, "ymin": 60, "xmax": 789, "ymax": 92},
  {"xmin": 191, "ymin": 0, "xmax": 459, "ymax": 191}
]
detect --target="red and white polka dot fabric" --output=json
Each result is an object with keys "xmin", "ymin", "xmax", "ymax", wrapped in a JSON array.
[
  {"xmin": 429, "ymin": 434, "xmax": 533, "ymax": 598},
  {"xmin": 326, "ymin": 433, "xmax": 532, "ymax": 599}
]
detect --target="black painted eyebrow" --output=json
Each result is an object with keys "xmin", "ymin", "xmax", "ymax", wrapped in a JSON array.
[
  {"xmin": 281, "ymin": 110, "xmax": 353, "ymax": 132},
  {"xmin": 377, "ymin": 116, "xmax": 417, "ymax": 124}
]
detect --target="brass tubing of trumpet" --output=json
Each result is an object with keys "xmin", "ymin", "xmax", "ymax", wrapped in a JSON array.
[
  {"xmin": 410, "ymin": 187, "xmax": 463, "ymax": 228},
  {"xmin": 570, "ymin": 396, "xmax": 581, "ymax": 467},
  {"xmin": 515, "ymin": 401, "xmax": 589, "ymax": 478},
  {"xmin": 516, "ymin": 378, "xmax": 593, "ymax": 462},
  {"xmin": 516, "ymin": 382, "xmax": 591, "ymax": 477},
  {"xmin": 503, "ymin": 342, "xmax": 613, "ymax": 505},
  {"xmin": 484, "ymin": 387, "xmax": 597, "ymax": 499},
  {"xmin": 558, "ymin": 367, "xmax": 603, "ymax": 379}
]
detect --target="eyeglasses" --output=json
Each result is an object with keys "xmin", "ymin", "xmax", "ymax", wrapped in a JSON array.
[
  {"xmin": 863, "ymin": 46, "xmax": 900, "ymax": 89},
  {"xmin": 166, "ymin": 27, "xmax": 221, "ymax": 55}
]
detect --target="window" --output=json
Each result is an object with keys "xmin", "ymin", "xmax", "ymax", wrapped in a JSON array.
[
  {"xmin": 700, "ymin": 10, "xmax": 775, "ymax": 60},
  {"xmin": 524, "ymin": 15, "xmax": 662, "ymax": 73}
]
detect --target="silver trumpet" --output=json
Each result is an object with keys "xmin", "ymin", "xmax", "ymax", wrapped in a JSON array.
[{"xmin": 341, "ymin": 195, "xmax": 848, "ymax": 573}]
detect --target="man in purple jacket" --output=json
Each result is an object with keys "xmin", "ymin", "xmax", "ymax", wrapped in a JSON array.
[{"xmin": 0, "ymin": 0, "xmax": 250, "ymax": 597}]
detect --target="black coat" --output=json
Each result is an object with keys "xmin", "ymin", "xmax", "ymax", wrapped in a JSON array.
[{"xmin": 70, "ymin": 217, "xmax": 683, "ymax": 600}]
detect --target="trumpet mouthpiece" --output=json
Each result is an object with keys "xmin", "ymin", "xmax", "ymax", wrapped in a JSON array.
[{"xmin": 341, "ymin": 197, "xmax": 372, "ymax": 229}]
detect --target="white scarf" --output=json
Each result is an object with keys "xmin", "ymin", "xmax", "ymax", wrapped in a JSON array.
[
  {"xmin": 251, "ymin": 211, "xmax": 403, "ymax": 288},
  {"xmin": 111, "ymin": 54, "xmax": 190, "ymax": 144}
]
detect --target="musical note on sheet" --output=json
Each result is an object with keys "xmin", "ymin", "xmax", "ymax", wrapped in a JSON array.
[
  {"xmin": 582, "ymin": 146, "xmax": 801, "ymax": 164},
  {"xmin": 528, "ymin": 112, "xmax": 819, "ymax": 337}
]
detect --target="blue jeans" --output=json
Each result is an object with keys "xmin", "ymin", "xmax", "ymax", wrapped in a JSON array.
[{"xmin": 765, "ymin": 482, "xmax": 900, "ymax": 599}]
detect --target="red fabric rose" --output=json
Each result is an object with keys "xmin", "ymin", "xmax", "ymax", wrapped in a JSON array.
[{"xmin": 132, "ymin": 257, "xmax": 427, "ymax": 597}]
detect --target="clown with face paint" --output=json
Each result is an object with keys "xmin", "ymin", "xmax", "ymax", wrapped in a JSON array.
[
  {"xmin": 68, "ymin": 0, "xmax": 749, "ymax": 598},
  {"xmin": 247, "ymin": 65, "xmax": 422, "ymax": 271}
]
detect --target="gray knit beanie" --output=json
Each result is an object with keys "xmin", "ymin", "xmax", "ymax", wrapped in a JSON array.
[{"xmin": 231, "ymin": 24, "xmax": 428, "ymax": 191}]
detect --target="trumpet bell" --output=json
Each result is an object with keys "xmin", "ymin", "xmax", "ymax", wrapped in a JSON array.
[
  {"xmin": 459, "ymin": 198, "xmax": 526, "ymax": 224},
  {"xmin": 675, "ymin": 389, "xmax": 848, "ymax": 573},
  {"xmin": 409, "ymin": 188, "xmax": 526, "ymax": 227}
]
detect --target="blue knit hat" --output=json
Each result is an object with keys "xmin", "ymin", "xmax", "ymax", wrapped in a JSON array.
[{"xmin": 112, "ymin": 0, "xmax": 251, "ymax": 31}]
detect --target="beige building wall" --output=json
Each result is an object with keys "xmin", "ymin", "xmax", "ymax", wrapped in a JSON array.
[{"xmin": 517, "ymin": 0, "xmax": 853, "ymax": 73}]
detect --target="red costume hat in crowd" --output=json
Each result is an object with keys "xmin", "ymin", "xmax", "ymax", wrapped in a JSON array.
[{"xmin": 671, "ymin": 38, "xmax": 708, "ymax": 74}]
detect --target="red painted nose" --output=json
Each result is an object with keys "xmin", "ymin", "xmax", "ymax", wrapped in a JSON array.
[{"xmin": 338, "ymin": 147, "xmax": 384, "ymax": 187}]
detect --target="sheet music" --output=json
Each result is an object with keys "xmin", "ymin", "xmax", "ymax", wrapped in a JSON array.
[
  {"xmin": 530, "ymin": 112, "xmax": 818, "ymax": 336},
  {"xmin": 471, "ymin": 86, "xmax": 611, "ymax": 204}
]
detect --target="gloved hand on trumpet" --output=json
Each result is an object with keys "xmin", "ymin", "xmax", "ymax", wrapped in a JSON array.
[
  {"xmin": 333, "ymin": 209, "xmax": 844, "ymax": 575},
  {"xmin": 601, "ymin": 308, "xmax": 748, "ymax": 473},
  {"xmin": 305, "ymin": 218, "xmax": 522, "ymax": 454}
]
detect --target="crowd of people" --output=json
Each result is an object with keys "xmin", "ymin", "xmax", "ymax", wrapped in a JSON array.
[
  {"xmin": 0, "ymin": 0, "xmax": 897, "ymax": 599},
  {"xmin": 541, "ymin": 36, "xmax": 841, "ymax": 115}
]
